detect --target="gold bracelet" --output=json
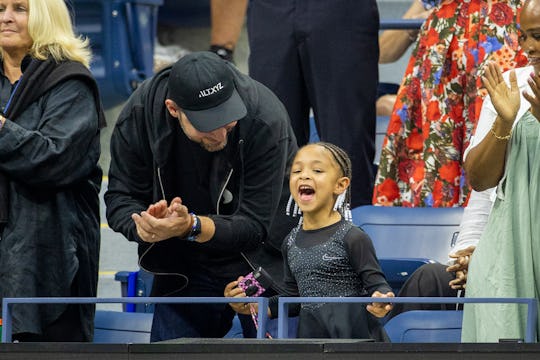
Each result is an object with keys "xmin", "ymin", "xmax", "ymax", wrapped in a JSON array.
[{"xmin": 489, "ymin": 126, "xmax": 512, "ymax": 141}]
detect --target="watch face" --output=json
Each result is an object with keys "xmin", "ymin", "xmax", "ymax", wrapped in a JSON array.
[{"xmin": 210, "ymin": 45, "xmax": 233, "ymax": 61}]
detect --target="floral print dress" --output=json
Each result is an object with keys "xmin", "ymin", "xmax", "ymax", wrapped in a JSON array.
[{"xmin": 373, "ymin": 0, "xmax": 527, "ymax": 207}]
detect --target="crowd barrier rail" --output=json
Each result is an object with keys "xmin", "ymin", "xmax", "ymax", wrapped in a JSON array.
[
  {"xmin": 3, "ymin": 296, "xmax": 536, "ymax": 343},
  {"xmin": 1, "ymin": 296, "xmax": 269, "ymax": 342},
  {"xmin": 277, "ymin": 296, "xmax": 538, "ymax": 342},
  {"xmin": 380, "ymin": 19, "xmax": 424, "ymax": 30}
]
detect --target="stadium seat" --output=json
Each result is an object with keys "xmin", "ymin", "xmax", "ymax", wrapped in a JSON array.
[
  {"xmin": 72, "ymin": 0, "xmax": 163, "ymax": 109},
  {"xmin": 352, "ymin": 206, "xmax": 463, "ymax": 264},
  {"xmin": 384, "ymin": 310, "xmax": 463, "ymax": 343},
  {"xmin": 115, "ymin": 269, "xmax": 155, "ymax": 313},
  {"xmin": 378, "ymin": 257, "xmax": 435, "ymax": 294},
  {"xmin": 93, "ymin": 310, "xmax": 153, "ymax": 343}
]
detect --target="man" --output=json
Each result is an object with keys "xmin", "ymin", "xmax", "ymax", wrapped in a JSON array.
[
  {"xmin": 105, "ymin": 51, "xmax": 297, "ymax": 341},
  {"xmin": 247, "ymin": 0, "xmax": 380, "ymax": 207}
]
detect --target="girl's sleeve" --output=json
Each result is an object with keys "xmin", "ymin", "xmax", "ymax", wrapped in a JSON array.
[
  {"xmin": 345, "ymin": 227, "xmax": 393, "ymax": 295},
  {"xmin": 268, "ymin": 239, "xmax": 301, "ymax": 318}
]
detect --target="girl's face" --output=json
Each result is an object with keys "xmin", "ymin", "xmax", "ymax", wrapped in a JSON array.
[
  {"xmin": 289, "ymin": 144, "xmax": 349, "ymax": 217},
  {"xmin": 0, "ymin": 0, "xmax": 32, "ymax": 56},
  {"xmin": 520, "ymin": 3, "xmax": 540, "ymax": 74}
]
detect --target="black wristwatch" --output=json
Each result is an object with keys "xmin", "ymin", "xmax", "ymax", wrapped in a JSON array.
[{"xmin": 209, "ymin": 45, "xmax": 233, "ymax": 62}]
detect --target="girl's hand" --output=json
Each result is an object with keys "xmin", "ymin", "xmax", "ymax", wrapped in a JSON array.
[
  {"xmin": 482, "ymin": 62, "xmax": 520, "ymax": 125},
  {"xmin": 224, "ymin": 277, "xmax": 253, "ymax": 315},
  {"xmin": 523, "ymin": 71, "xmax": 540, "ymax": 121},
  {"xmin": 367, "ymin": 291, "xmax": 394, "ymax": 318}
]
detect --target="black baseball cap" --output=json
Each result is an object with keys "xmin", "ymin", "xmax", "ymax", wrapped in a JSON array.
[{"xmin": 168, "ymin": 51, "xmax": 247, "ymax": 132}]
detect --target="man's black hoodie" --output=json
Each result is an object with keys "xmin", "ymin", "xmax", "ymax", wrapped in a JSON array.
[{"xmin": 105, "ymin": 62, "xmax": 298, "ymax": 294}]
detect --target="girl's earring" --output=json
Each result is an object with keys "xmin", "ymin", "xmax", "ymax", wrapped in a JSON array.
[
  {"xmin": 343, "ymin": 201, "xmax": 352, "ymax": 222},
  {"xmin": 333, "ymin": 192, "xmax": 345, "ymax": 211},
  {"xmin": 334, "ymin": 191, "xmax": 352, "ymax": 222},
  {"xmin": 286, "ymin": 194, "xmax": 302, "ymax": 217}
]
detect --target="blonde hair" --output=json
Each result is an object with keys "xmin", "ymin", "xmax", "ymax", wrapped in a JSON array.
[{"xmin": 1, "ymin": 0, "xmax": 92, "ymax": 68}]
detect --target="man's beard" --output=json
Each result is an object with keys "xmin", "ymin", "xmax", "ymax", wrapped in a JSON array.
[{"xmin": 200, "ymin": 138, "xmax": 228, "ymax": 152}]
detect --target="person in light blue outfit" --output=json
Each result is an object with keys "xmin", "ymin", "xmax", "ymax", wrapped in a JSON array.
[{"xmin": 462, "ymin": 0, "xmax": 540, "ymax": 342}]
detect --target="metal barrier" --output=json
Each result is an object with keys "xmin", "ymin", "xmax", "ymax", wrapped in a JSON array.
[
  {"xmin": 380, "ymin": 19, "xmax": 424, "ymax": 30},
  {"xmin": 1, "ymin": 297, "xmax": 268, "ymax": 342},
  {"xmin": 277, "ymin": 297, "xmax": 538, "ymax": 342},
  {"xmin": 3, "ymin": 295, "xmax": 537, "ymax": 342}
]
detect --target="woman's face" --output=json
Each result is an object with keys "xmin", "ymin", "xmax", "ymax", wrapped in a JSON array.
[
  {"xmin": 0, "ymin": 0, "xmax": 32, "ymax": 56},
  {"xmin": 520, "ymin": 2, "xmax": 540, "ymax": 74}
]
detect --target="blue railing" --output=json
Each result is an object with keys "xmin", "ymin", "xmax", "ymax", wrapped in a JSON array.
[
  {"xmin": 380, "ymin": 19, "xmax": 424, "ymax": 30},
  {"xmin": 277, "ymin": 296, "xmax": 538, "ymax": 342},
  {"xmin": 3, "ymin": 296, "xmax": 537, "ymax": 343},
  {"xmin": 1, "ymin": 296, "xmax": 268, "ymax": 342}
]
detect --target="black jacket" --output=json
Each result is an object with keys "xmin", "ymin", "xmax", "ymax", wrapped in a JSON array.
[
  {"xmin": 0, "ymin": 58, "xmax": 103, "ymax": 339},
  {"xmin": 105, "ymin": 63, "xmax": 298, "ymax": 294}
]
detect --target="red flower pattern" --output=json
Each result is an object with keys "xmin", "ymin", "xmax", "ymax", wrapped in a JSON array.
[
  {"xmin": 375, "ymin": 179, "xmax": 400, "ymax": 205},
  {"xmin": 373, "ymin": 0, "xmax": 527, "ymax": 207},
  {"xmin": 489, "ymin": 3, "xmax": 515, "ymax": 26}
]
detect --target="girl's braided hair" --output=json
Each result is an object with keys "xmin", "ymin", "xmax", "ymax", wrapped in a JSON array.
[{"xmin": 316, "ymin": 142, "xmax": 352, "ymax": 220}]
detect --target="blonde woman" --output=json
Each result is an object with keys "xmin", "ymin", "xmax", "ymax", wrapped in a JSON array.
[{"xmin": 0, "ymin": 0, "xmax": 104, "ymax": 341}]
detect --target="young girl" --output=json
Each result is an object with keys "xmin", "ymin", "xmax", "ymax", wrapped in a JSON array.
[{"xmin": 225, "ymin": 142, "xmax": 394, "ymax": 340}]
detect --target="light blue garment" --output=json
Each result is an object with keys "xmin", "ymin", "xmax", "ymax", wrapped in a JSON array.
[{"xmin": 462, "ymin": 111, "xmax": 540, "ymax": 342}]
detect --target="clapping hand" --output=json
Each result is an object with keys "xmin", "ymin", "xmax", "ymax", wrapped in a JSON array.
[
  {"xmin": 523, "ymin": 70, "xmax": 540, "ymax": 121},
  {"xmin": 482, "ymin": 62, "xmax": 520, "ymax": 125},
  {"xmin": 131, "ymin": 197, "xmax": 192, "ymax": 243}
]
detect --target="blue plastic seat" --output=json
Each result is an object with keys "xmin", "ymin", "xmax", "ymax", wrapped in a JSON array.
[
  {"xmin": 352, "ymin": 206, "xmax": 463, "ymax": 264},
  {"xmin": 378, "ymin": 257, "xmax": 435, "ymax": 294},
  {"xmin": 72, "ymin": 0, "xmax": 163, "ymax": 109},
  {"xmin": 115, "ymin": 269, "xmax": 155, "ymax": 313},
  {"xmin": 93, "ymin": 310, "xmax": 153, "ymax": 343},
  {"xmin": 384, "ymin": 310, "xmax": 463, "ymax": 343}
]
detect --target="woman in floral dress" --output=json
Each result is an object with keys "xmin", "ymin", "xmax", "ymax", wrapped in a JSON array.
[{"xmin": 373, "ymin": 0, "xmax": 527, "ymax": 207}]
